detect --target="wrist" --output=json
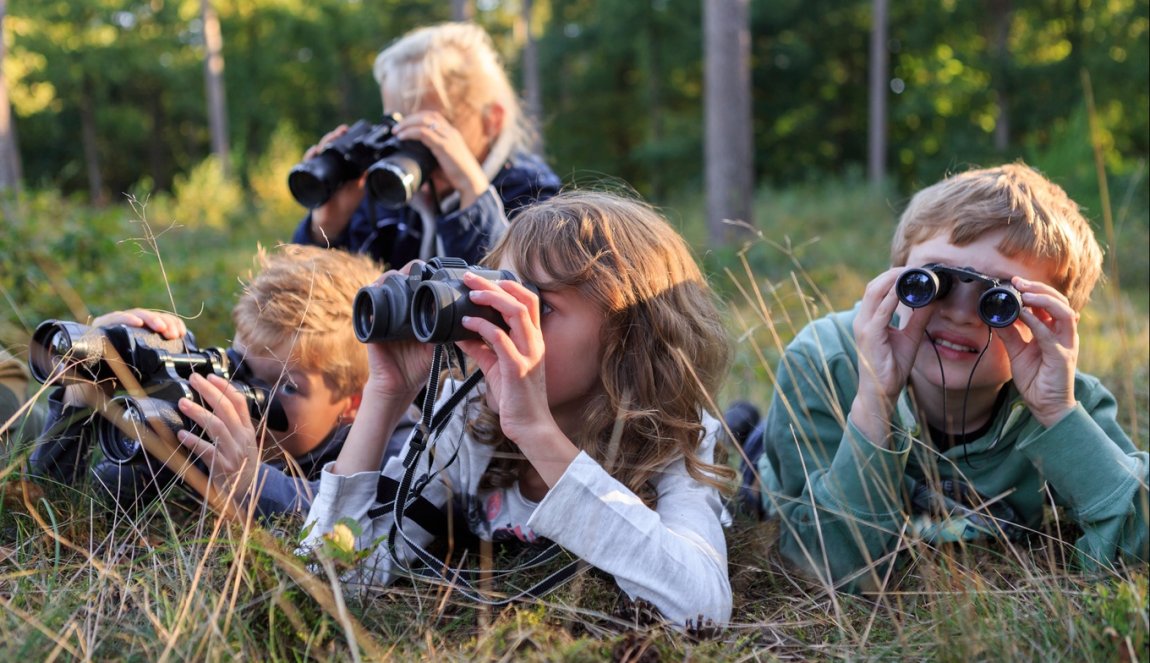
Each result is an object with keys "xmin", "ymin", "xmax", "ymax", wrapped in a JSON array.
[
  {"xmin": 849, "ymin": 392, "xmax": 896, "ymax": 448},
  {"xmin": 362, "ymin": 377, "xmax": 421, "ymax": 405},
  {"xmin": 1033, "ymin": 402, "xmax": 1076, "ymax": 429}
]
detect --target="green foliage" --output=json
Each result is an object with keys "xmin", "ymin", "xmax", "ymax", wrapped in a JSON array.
[
  {"xmin": 5, "ymin": 0, "xmax": 1145, "ymax": 210},
  {"xmin": 1084, "ymin": 573, "xmax": 1149, "ymax": 660}
]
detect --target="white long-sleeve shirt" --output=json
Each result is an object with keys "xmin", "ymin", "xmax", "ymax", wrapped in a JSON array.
[{"xmin": 300, "ymin": 391, "xmax": 732, "ymax": 627}]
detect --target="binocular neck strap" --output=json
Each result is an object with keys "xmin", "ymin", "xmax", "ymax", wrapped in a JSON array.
[{"xmin": 379, "ymin": 344, "xmax": 586, "ymax": 604}]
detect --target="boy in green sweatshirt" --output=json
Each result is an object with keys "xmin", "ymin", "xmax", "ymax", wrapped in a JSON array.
[{"xmin": 748, "ymin": 162, "xmax": 1148, "ymax": 592}]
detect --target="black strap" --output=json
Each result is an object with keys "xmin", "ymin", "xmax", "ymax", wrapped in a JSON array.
[{"xmin": 373, "ymin": 344, "xmax": 585, "ymax": 604}]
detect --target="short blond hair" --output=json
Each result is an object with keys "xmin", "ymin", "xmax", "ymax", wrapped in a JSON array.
[
  {"xmin": 890, "ymin": 162, "xmax": 1104, "ymax": 310},
  {"xmin": 372, "ymin": 21, "xmax": 533, "ymax": 153},
  {"xmin": 232, "ymin": 245, "xmax": 379, "ymax": 401}
]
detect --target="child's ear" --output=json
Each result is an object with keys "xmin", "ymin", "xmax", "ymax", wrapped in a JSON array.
[
  {"xmin": 482, "ymin": 102, "xmax": 504, "ymax": 141},
  {"xmin": 340, "ymin": 392, "xmax": 362, "ymax": 423}
]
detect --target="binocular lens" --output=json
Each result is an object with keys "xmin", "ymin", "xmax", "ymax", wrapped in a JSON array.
[
  {"xmin": 366, "ymin": 157, "xmax": 423, "ymax": 210},
  {"xmin": 979, "ymin": 289, "xmax": 1021, "ymax": 328},
  {"xmin": 353, "ymin": 282, "xmax": 414, "ymax": 343},
  {"xmin": 98, "ymin": 397, "xmax": 147, "ymax": 464},
  {"xmin": 352, "ymin": 290, "xmax": 378, "ymax": 343},
  {"xmin": 895, "ymin": 269, "xmax": 939, "ymax": 308},
  {"xmin": 412, "ymin": 281, "xmax": 466, "ymax": 344},
  {"xmin": 28, "ymin": 327, "xmax": 70, "ymax": 383},
  {"xmin": 287, "ymin": 169, "xmax": 333, "ymax": 210}
]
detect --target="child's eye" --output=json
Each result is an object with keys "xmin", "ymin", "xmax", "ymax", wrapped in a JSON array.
[
  {"xmin": 279, "ymin": 381, "xmax": 301, "ymax": 396},
  {"xmin": 539, "ymin": 299, "xmax": 555, "ymax": 316}
]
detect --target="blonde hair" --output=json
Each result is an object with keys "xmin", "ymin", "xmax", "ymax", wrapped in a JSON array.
[
  {"xmin": 891, "ymin": 162, "xmax": 1104, "ymax": 310},
  {"xmin": 372, "ymin": 22, "xmax": 532, "ymax": 153},
  {"xmin": 232, "ymin": 245, "xmax": 380, "ymax": 401},
  {"xmin": 473, "ymin": 191, "xmax": 735, "ymax": 503}
]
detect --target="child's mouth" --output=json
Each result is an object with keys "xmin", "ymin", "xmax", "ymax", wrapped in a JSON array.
[{"xmin": 932, "ymin": 337, "xmax": 978, "ymax": 354}]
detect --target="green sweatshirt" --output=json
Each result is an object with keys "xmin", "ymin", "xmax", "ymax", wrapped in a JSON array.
[{"xmin": 757, "ymin": 306, "xmax": 1149, "ymax": 592}]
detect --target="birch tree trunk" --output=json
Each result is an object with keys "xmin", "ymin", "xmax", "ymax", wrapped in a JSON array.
[
  {"xmin": 521, "ymin": 0, "xmax": 543, "ymax": 154},
  {"xmin": 0, "ymin": 0, "xmax": 23, "ymax": 192},
  {"xmin": 868, "ymin": 0, "xmax": 889, "ymax": 191},
  {"xmin": 202, "ymin": 0, "xmax": 229, "ymax": 178},
  {"xmin": 704, "ymin": 0, "xmax": 753, "ymax": 247}
]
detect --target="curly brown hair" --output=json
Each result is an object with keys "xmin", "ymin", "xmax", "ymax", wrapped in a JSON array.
[{"xmin": 469, "ymin": 191, "xmax": 735, "ymax": 504}]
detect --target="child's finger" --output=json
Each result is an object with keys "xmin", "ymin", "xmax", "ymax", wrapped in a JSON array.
[
  {"xmin": 206, "ymin": 373, "xmax": 252, "ymax": 415},
  {"xmin": 176, "ymin": 429, "xmax": 217, "ymax": 465},
  {"xmin": 463, "ymin": 273, "xmax": 539, "ymax": 342},
  {"xmin": 495, "ymin": 279, "xmax": 542, "ymax": 328},
  {"xmin": 455, "ymin": 337, "xmax": 498, "ymax": 373}
]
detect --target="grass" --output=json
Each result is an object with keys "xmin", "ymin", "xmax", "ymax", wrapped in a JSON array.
[{"xmin": 1, "ymin": 173, "xmax": 1148, "ymax": 660}]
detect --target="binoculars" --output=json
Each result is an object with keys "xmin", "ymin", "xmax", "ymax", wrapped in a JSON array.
[
  {"xmin": 29, "ymin": 320, "xmax": 287, "ymax": 465},
  {"xmin": 353, "ymin": 257, "xmax": 537, "ymax": 344},
  {"xmin": 288, "ymin": 114, "xmax": 438, "ymax": 210},
  {"xmin": 895, "ymin": 264, "xmax": 1022, "ymax": 328}
]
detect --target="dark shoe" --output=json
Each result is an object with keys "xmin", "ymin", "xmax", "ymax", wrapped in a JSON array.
[
  {"xmin": 723, "ymin": 400, "xmax": 761, "ymax": 449},
  {"xmin": 723, "ymin": 401, "xmax": 765, "ymax": 519}
]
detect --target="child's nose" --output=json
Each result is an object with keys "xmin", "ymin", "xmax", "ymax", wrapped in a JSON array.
[{"xmin": 937, "ymin": 281, "xmax": 986, "ymax": 325}]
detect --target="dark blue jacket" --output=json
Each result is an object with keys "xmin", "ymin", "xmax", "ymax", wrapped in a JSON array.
[{"xmin": 291, "ymin": 151, "xmax": 561, "ymax": 267}]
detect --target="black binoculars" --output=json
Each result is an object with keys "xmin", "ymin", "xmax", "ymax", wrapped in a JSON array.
[
  {"xmin": 288, "ymin": 113, "xmax": 438, "ymax": 210},
  {"xmin": 895, "ymin": 264, "xmax": 1023, "ymax": 328},
  {"xmin": 29, "ymin": 320, "xmax": 287, "ymax": 465},
  {"xmin": 353, "ymin": 257, "xmax": 537, "ymax": 344}
]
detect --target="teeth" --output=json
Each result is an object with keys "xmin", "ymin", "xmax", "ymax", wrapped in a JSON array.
[{"xmin": 934, "ymin": 338, "xmax": 976, "ymax": 353}]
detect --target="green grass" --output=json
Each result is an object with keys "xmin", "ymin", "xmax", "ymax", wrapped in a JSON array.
[{"xmin": 1, "ymin": 172, "xmax": 1147, "ymax": 660}]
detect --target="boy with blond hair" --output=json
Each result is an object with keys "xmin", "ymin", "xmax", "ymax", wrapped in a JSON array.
[
  {"xmin": 30, "ymin": 245, "xmax": 380, "ymax": 519},
  {"xmin": 746, "ymin": 162, "xmax": 1148, "ymax": 591}
]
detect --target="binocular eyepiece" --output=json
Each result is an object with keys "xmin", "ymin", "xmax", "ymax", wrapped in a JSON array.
[
  {"xmin": 287, "ymin": 114, "xmax": 438, "ymax": 210},
  {"xmin": 353, "ymin": 257, "xmax": 537, "ymax": 344},
  {"xmin": 895, "ymin": 263, "xmax": 1022, "ymax": 328}
]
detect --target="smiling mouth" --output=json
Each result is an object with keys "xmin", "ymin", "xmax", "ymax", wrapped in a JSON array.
[{"xmin": 932, "ymin": 337, "xmax": 978, "ymax": 353}]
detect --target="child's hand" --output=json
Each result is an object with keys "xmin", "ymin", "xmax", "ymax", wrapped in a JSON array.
[
  {"xmin": 454, "ymin": 271, "xmax": 554, "ymax": 443},
  {"xmin": 850, "ymin": 267, "xmax": 933, "ymax": 443},
  {"xmin": 396, "ymin": 111, "xmax": 489, "ymax": 209},
  {"xmin": 996, "ymin": 277, "xmax": 1079, "ymax": 428},
  {"xmin": 90, "ymin": 308, "xmax": 187, "ymax": 340},
  {"xmin": 176, "ymin": 373, "xmax": 261, "ymax": 503}
]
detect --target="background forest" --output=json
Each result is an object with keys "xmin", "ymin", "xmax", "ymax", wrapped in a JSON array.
[{"xmin": 1, "ymin": 0, "xmax": 1148, "ymax": 660}]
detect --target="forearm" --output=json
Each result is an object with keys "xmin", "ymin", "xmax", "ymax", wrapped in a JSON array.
[
  {"xmin": 331, "ymin": 383, "xmax": 416, "ymax": 475},
  {"xmin": 528, "ymin": 452, "xmax": 732, "ymax": 627},
  {"xmin": 251, "ymin": 464, "xmax": 318, "ymax": 519},
  {"xmin": 299, "ymin": 465, "xmax": 402, "ymax": 586},
  {"xmin": 769, "ymin": 405, "xmax": 910, "ymax": 590},
  {"xmin": 292, "ymin": 212, "xmax": 348, "ymax": 248},
  {"xmin": 1017, "ymin": 404, "xmax": 1149, "ymax": 568}
]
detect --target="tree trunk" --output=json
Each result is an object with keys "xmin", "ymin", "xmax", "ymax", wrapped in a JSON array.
[
  {"xmin": 988, "ymin": 0, "xmax": 1012, "ymax": 151},
  {"xmin": 0, "ymin": 0, "xmax": 23, "ymax": 192},
  {"xmin": 201, "ymin": 0, "xmax": 230, "ymax": 177},
  {"xmin": 452, "ymin": 0, "xmax": 473, "ymax": 22},
  {"xmin": 521, "ymin": 0, "xmax": 543, "ymax": 154},
  {"xmin": 79, "ymin": 75, "xmax": 108, "ymax": 206},
  {"xmin": 868, "ymin": 0, "xmax": 889, "ymax": 191},
  {"xmin": 643, "ymin": 24, "xmax": 665, "ymax": 200},
  {"xmin": 704, "ymin": 0, "xmax": 753, "ymax": 247}
]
